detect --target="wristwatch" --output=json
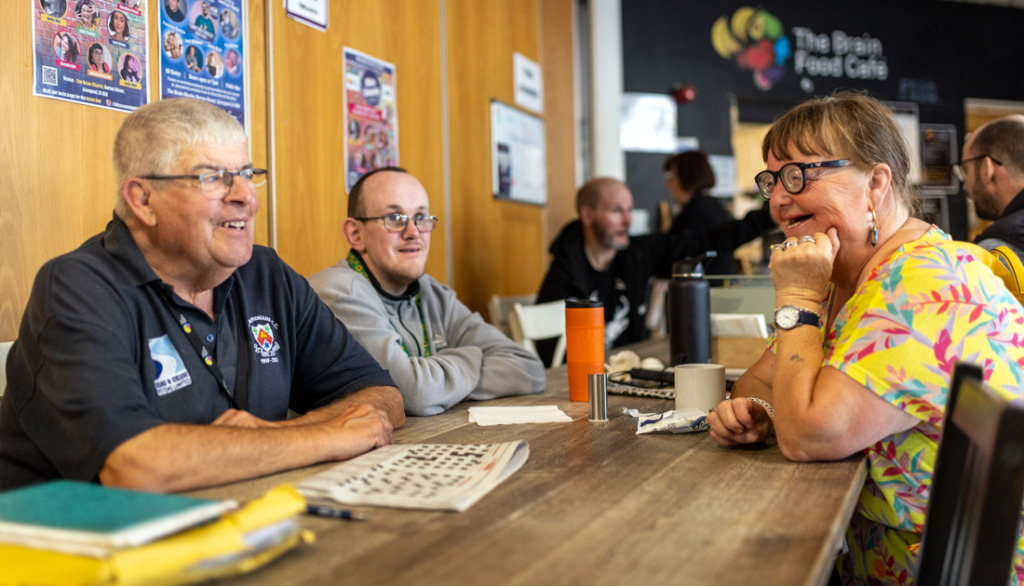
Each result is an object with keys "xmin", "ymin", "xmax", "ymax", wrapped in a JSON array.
[{"xmin": 773, "ymin": 305, "xmax": 820, "ymax": 330}]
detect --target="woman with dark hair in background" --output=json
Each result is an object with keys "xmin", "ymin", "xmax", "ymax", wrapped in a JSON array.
[{"xmin": 663, "ymin": 150, "xmax": 737, "ymax": 274}]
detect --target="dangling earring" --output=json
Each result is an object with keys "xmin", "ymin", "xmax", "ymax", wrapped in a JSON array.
[{"xmin": 868, "ymin": 207, "xmax": 878, "ymax": 247}]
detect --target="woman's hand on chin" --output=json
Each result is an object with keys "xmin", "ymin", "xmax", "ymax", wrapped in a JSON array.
[{"xmin": 770, "ymin": 228, "xmax": 838, "ymax": 306}]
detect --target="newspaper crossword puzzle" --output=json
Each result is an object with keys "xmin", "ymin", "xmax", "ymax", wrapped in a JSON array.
[
  {"xmin": 336, "ymin": 444, "xmax": 493, "ymax": 499},
  {"xmin": 298, "ymin": 441, "xmax": 529, "ymax": 511}
]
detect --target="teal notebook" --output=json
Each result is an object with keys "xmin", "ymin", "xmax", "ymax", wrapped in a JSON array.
[{"xmin": 0, "ymin": 480, "xmax": 236, "ymax": 557}]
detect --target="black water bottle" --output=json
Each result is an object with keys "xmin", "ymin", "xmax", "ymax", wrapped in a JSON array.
[{"xmin": 668, "ymin": 253, "xmax": 714, "ymax": 366}]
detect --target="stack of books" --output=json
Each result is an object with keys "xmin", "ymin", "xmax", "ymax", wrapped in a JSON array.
[{"xmin": 0, "ymin": 481, "xmax": 310, "ymax": 586}]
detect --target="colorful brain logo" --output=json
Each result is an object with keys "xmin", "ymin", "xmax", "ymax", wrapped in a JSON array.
[{"xmin": 711, "ymin": 7, "xmax": 791, "ymax": 90}]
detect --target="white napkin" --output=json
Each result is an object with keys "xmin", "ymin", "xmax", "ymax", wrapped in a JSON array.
[
  {"xmin": 711, "ymin": 313, "xmax": 769, "ymax": 338},
  {"xmin": 468, "ymin": 405, "xmax": 573, "ymax": 426}
]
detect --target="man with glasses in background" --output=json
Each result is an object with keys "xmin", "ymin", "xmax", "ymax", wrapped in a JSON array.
[
  {"xmin": 311, "ymin": 168, "xmax": 545, "ymax": 416},
  {"xmin": 955, "ymin": 114, "xmax": 1024, "ymax": 256},
  {"xmin": 0, "ymin": 98, "xmax": 405, "ymax": 492}
]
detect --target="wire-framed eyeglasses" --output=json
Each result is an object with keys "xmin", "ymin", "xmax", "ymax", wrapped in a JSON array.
[
  {"xmin": 355, "ymin": 212, "xmax": 439, "ymax": 233},
  {"xmin": 952, "ymin": 154, "xmax": 1002, "ymax": 182},
  {"xmin": 754, "ymin": 159, "xmax": 850, "ymax": 200},
  {"xmin": 141, "ymin": 168, "xmax": 268, "ymax": 196}
]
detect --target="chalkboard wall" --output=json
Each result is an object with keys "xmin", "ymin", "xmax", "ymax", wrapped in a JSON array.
[{"xmin": 620, "ymin": 0, "xmax": 1024, "ymax": 241}]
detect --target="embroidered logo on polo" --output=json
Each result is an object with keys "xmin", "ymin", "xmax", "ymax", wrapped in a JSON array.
[
  {"xmin": 249, "ymin": 315, "xmax": 281, "ymax": 364},
  {"xmin": 148, "ymin": 334, "xmax": 192, "ymax": 396}
]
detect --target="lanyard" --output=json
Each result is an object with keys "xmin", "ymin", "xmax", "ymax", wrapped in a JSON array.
[
  {"xmin": 347, "ymin": 250, "xmax": 431, "ymax": 357},
  {"xmin": 153, "ymin": 285, "xmax": 241, "ymax": 409}
]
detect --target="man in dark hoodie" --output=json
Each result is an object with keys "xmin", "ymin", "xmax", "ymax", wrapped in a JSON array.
[{"xmin": 535, "ymin": 177, "xmax": 776, "ymax": 365}]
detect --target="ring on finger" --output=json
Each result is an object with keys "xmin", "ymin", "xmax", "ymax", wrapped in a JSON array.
[
  {"xmin": 782, "ymin": 241, "xmax": 796, "ymax": 250},
  {"xmin": 799, "ymin": 235, "xmax": 816, "ymax": 244}
]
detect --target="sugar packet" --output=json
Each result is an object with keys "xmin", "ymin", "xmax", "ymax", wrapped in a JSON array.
[{"xmin": 624, "ymin": 407, "xmax": 709, "ymax": 435}]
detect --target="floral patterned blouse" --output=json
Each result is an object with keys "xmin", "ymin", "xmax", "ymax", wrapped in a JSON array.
[{"xmin": 775, "ymin": 227, "xmax": 1024, "ymax": 585}]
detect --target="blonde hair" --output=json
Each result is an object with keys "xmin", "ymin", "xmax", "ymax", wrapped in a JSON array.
[{"xmin": 762, "ymin": 91, "xmax": 917, "ymax": 213}]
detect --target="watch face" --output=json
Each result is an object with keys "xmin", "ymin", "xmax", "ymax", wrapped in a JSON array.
[{"xmin": 774, "ymin": 306, "xmax": 799, "ymax": 329}]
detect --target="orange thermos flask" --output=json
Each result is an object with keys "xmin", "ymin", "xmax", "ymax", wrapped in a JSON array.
[{"xmin": 565, "ymin": 298, "xmax": 605, "ymax": 402}]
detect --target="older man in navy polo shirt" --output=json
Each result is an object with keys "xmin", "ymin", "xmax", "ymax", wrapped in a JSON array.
[{"xmin": 0, "ymin": 98, "xmax": 405, "ymax": 492}]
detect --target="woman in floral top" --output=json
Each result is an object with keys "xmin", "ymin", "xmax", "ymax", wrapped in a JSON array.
[{"xmin": 707, "ymin": 91, "xmax": 1024, "ymax": 585}]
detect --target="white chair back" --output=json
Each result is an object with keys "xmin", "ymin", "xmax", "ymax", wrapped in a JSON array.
[
  {"xmin": 512, "ymin": 300, "xmax": 566, "ymax": 367},
  {"xmin": 488, "ymin": 293, "xmax": 537, "ymax": 337},
  {"xmin": 0, "ymin": 341, "xmax": 13, "ymax": 397}
]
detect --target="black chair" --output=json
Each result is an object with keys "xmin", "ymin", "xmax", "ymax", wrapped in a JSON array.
[{"xmin": 917, "ymin": 363, "xmax": 1024, "ymax": 586}]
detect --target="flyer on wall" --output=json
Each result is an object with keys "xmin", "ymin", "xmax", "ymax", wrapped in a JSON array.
[
  {"xmin": 344, "ymin": 47, "xmax": 397, "ymax": 191},
  {"xmin": 158, "ymin": 0, "xmax": 246, "ymax": 129},
  {"xmin": 32, "ymin": 0, "xmax": 149, "ymax": 112}
]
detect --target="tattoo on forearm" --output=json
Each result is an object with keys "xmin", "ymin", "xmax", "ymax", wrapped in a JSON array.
[{"xmin": 788, "ymin": 354, "xmax": 805, "ymax": 363}]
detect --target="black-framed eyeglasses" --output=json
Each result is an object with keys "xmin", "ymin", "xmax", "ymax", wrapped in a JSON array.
[
  {"xmin": 140, "ymin": 168, "xmax": 268, "ymax": 196},
  {"xmin": 754, "ymin": 159, "xmax": 850, "ymax": 200},
  {"xmin": 952, "ymin": 154, "xmax": 1002, "ymax": 182},
  {"xmin": 355, "ymin": 212, "xmax": 439, "ymax": 233}
]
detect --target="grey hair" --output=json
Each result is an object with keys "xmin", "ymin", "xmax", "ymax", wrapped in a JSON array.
[{"xmin": 114, "ymin": 98, "xmax": 246, "ymax": 218}]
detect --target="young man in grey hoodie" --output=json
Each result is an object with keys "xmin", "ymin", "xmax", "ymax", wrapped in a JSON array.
[{"xmin": 310, "ymin": 167, "xmax": 546, "ymax": 416}]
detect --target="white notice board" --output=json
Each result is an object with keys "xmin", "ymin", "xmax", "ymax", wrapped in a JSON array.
[{"xmin": 491, "ymin": 99, "xmax": 546, "ymax": 205}]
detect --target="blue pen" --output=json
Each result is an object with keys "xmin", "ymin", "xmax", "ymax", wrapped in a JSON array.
[{"xmin": 306, "ymin": 504, "xmax": 367, "ymax": 521}]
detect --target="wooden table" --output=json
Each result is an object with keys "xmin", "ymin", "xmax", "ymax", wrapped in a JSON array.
[{"xmin": 191, "ymin": 340, "xmax": 866, "ymax": 586}]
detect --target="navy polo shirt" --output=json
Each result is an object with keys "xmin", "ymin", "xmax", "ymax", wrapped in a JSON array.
[{"xmin": 0, "ymin": 215, "xmax": 394, "ymax": 490}]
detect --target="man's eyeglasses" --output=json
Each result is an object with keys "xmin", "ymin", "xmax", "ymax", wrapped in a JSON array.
[
  {"xmin": 754, "ymin": 159, "xmax": 850, "ymax": 200},
  {"xmin": 952, "ymin": 154, "xmax": 1002, "ymax": 182},
  {"xmin": 356, "ymin": 212, "xmax": 439, "ymax": 233},
  {"xmin": 141, "ymin": 168, "xmax": 268, "ymax": 196}
]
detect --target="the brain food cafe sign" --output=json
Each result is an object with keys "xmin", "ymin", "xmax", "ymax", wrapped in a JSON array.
[{"xmin": 792, "ymin": 26, "xmax": 889, "ymax": 81}]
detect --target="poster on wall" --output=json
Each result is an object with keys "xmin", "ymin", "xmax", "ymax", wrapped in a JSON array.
[
  {"xmin": 158, "ymin": 0, "xmax": 247, "ymax": 129},
  {"xmin": 490, "ymin": 99, "xmax": 546, "ymax": 205},
  {"xmin": 344, "ymin": 47, "xmax": 398, "ymax": 191},
  {"xmin": 32, "ymin": 0, "xmax": 150, "ymax": 112}
]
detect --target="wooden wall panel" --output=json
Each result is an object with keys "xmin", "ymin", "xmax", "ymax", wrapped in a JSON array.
[
  {"xmin": 446, "ymin": 1, "xmax": 548, "ymax": 315},
  {"xmin": 269, "ymin": 1, "xmax": 446, "ymax": 280},
  {"xmin": 539, "ymin": 0, "xmax": 578, "ymax": 276},
  {"xmin": 444, "ymin": 0, "xmax": 576, "ymax": 314},
  {"xmin": 0, "ymin": 32, "xmax": 124, "ymax": 340},
  {"xmin": 247, "ymin": 0, "xmax": 270, "ymax": 245},
  {"xmin": 0, "ymin": 2, "xmax": 269, "ymax": 343}
]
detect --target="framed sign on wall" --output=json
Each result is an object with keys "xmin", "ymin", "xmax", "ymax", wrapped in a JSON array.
[{"xmin": 490, "ymin": 99, "xmax": 546, "ymax": 205}]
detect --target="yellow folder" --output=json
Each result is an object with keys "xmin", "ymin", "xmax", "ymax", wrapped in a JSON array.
[{"xmin": 0, "ymin": 485, "xmax": 313, "ymax": 586}]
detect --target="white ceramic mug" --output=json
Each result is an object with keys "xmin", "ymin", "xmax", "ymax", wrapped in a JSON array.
[{"xmin": 674, "ymin": 364, "xmax": 726, "ymax": 412}]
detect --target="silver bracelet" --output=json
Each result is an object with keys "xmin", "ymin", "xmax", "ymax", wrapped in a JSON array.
[{"xmin": 745, "ymin": 397, "xmax": 775, "ymax": 421}]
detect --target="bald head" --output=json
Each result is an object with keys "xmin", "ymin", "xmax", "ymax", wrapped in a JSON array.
[
  {"xmin": 577, "ymin": 177, "xmax": 633, "ymax": 254},
  {"xmin": 577, "ymin": 177, "xmax": 629, "ymax": 215}
]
